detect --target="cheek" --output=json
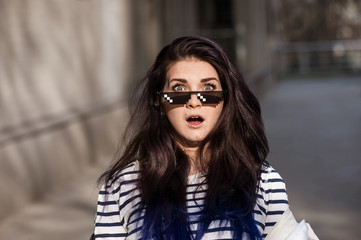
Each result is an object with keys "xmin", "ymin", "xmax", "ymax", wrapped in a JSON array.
[
  {"xmin": 169, "ymin": 109, "xmax": 182, "ymax": 118},
  {"xmin": 213, "ymin": 103, "xmax": 224, "ymax": 121},
  {"xmin": 207, "ymin": 105, "xmax": 223, "ymax": 128},
  {"xmin": 165, "ymin": 108, "xmax": 184, "ymax": 127}
]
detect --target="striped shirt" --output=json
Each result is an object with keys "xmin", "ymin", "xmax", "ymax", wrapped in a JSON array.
[{"xmin": 94, "ymin": 162, "xmax": 289, "ymax": 239}]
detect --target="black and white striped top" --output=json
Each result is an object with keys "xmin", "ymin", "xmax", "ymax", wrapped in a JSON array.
[{"xmin": 94, "ymin": 162, "xmax": 289, "ymax": 239}]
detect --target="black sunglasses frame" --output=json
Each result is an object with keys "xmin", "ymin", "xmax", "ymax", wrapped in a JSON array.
[{"xmin": 159, "ymin": 90, "xmax": 226, "ymax": 105}]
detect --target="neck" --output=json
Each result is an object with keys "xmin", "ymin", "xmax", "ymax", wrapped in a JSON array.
[
  {"xmin": 177, "ymin": 144, "xmax": 202, "ymax": 175},
  {"xmin": 183, "ymin": 147, "xmax": 200, "ymax": 161}
]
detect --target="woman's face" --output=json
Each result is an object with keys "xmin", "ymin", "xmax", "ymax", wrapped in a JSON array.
[{"xmin": 161, "ymin": 58, "xmax": 224, "ymax": 147}]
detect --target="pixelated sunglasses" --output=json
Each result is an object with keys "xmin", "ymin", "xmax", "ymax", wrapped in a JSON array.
[{"xmin": 159, "ymin": 91, "xmax": 226, "ymax": 105}]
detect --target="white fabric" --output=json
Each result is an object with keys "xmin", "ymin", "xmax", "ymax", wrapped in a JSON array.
[{"xmin": 265, "ymin": 208, "xmax": 319, "ymax": 240}]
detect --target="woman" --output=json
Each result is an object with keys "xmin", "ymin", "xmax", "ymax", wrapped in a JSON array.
[{"xmin": 93, "ymin": 36, "xmax": 313, "ymax": 240}]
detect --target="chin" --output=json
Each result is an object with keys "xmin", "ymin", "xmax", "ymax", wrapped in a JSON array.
[{"xmin": 183, "ymin": 137, "xmax": 205, "ymax": 146}]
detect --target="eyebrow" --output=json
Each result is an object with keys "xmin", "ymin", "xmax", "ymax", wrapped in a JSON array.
[
  {"xmin": 201, "ymin": 77, "xmax": 219, "ymax": 82},
  {"xmin": 169, "ymin": 77, "xmax": 220, "ymax": 84}
]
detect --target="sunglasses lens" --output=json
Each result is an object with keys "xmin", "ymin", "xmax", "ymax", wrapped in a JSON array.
[
  {"xmin": 171, "ymin": 94, "xmax": 191, "ymax": 104},
  {"xmin": 161, "ymin": 91, "xmax": 224, "ymax": 105},
  {"xmin": 162, "ymin": 92, "xmax": 190, "ymax": 104},
  {"xmin": 197, "ymin": 92, "xmax": 223, "ymax": 104}
]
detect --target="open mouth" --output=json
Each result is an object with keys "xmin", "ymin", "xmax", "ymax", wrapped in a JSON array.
[{"xmin": 187, "ymin": 116, "xmax": 204, "ymax": 123}]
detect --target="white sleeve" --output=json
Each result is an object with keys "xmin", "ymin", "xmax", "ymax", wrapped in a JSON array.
[
  {"xmin": 94, "ymin": 184, "xmax": 128, "ymax": 239},
  {"xmin": 257, "ymin": 166, "xmax": 290, "ymax": 238}
]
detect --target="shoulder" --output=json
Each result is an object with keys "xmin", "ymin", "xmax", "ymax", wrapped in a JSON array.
[
  {"xmin": 101, "ymin": 161, "xmax": 140, "ymax": 197},
  {"xmin": 260, "ymin": 165, "xmax": 286, "ymax": 187},
  {"xmin": 97, "ymin": 161, "xmax": 142, "ymax": 220},
  {"xmin": 258, "ymin": 165, "xmax": 288, "ymax": 203}
]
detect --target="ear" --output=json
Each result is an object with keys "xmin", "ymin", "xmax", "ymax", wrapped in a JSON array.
[
  {"xmin": 153, "ymin": 91, "xmax": 159, "ymax": 105},
  {"xmin": 154, "ymin": 93, "xmax": 162, "ymax": 113}
]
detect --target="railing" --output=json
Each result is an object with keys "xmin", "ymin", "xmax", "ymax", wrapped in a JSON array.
[{"xmin": 277, "ymin": 39, "xmax": 361, "ymax": 74}]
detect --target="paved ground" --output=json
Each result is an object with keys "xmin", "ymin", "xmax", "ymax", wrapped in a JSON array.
[
  {"xmin": 0, "ymin": 165, "xmax": 102, "ymax": 240},
  {"xmin": 0, "ymin": 76, "xmax": 359, "ymax": 239},
  {"xmin": 261, "ymin": 76, "xmax": 361, "ymax": 239}
]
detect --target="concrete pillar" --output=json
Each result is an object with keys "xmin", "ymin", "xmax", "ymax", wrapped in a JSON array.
[{"xmin": 233, "ymin": 0, "xmax": 270, "ymax": 75}]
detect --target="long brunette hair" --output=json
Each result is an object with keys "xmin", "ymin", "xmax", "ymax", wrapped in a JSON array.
[{"xmin": 100, "ymin": 36, "xmax": 268, "ymax": 239}]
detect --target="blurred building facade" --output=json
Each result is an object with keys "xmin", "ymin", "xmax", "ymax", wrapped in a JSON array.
[
  {"xmin": 276, "ymin": 0, "xmax": 361, "ymax": 74},
  {"xmin": 0, "ymin": 0, "xmax": 277, "ymax": 222}
]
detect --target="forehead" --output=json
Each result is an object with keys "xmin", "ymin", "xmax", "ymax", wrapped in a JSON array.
[{"xmin": 166, "ymin": 58, "xmax": 219, "ymax": 80}]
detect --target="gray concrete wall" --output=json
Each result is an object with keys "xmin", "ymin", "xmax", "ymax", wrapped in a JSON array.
[{"xmin": 0, "ymin": 0, "xmax": 133, "ymax": 221}]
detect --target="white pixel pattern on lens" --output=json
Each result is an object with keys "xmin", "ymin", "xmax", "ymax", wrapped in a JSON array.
[
  {"xmin": 163, "ymin": 94, "xmax": 173, "ymax": 103},
  {"xmin": 197, "ymin": 93, "xmax": 206, "ymax": 102}
]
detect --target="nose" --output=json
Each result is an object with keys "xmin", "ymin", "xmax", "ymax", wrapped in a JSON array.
[{"xmin": 186, "ymin": 93, "xmax": 201, "ymax": 108}]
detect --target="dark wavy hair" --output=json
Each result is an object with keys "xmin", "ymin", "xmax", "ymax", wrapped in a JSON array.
[{"xmin": 100, "ymin": 36, "xmax": 268, "ymax": 240}]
